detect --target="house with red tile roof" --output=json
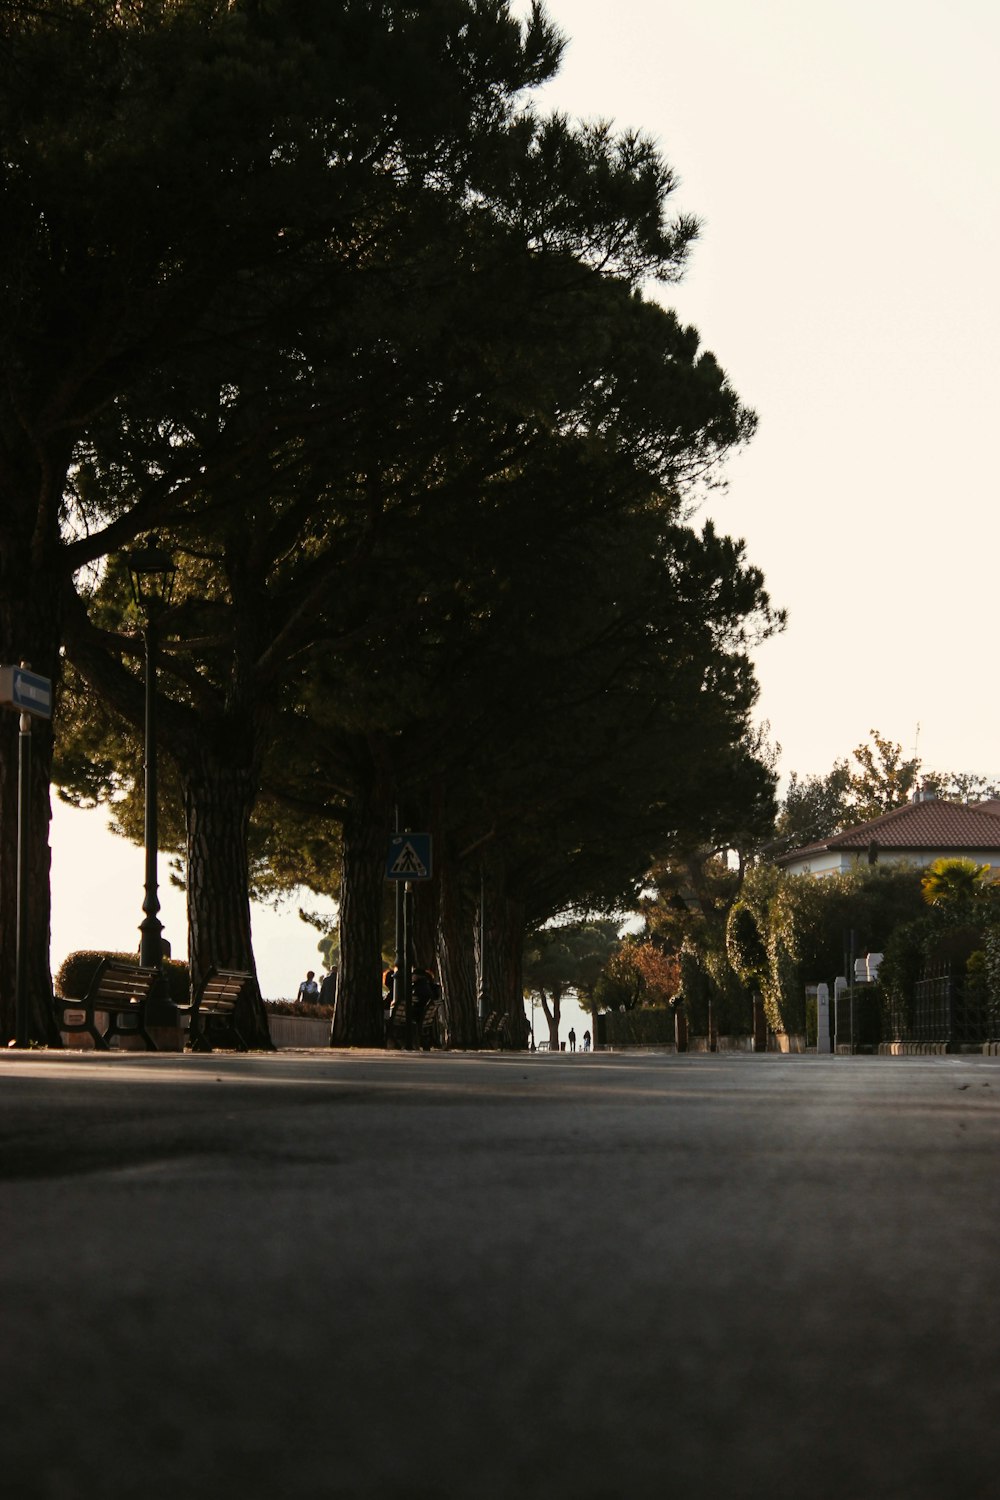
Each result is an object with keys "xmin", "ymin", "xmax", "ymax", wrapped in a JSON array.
[{"xmin": 776, "ymin": 792, "xmax": 1000, "ymax": 878}]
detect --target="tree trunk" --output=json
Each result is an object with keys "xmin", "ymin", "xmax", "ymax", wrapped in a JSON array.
[
  {"xmin": 0, "ymin": 580, "xmax": 62, "ymax": 1046},
  {"xmin": 476, "ymin": 859, "xmax": 503, "ymax": 1034},
  {"xmin": 501, "ymin": 894, "xmax": 529, "ymax": 1048},
  {"xmin": 477, "ymin": 861, "xmax": 528, "ymax": 1049},
  {"xmin": 331, "ymin": 769, "xmax": 391, "ymax": 1047},
  {"xmin": 184, "ymin": 754, "xmax": 272, "ymax": 1049},
  {"xmin": 412, "ymin": 876, "xmax": 439, "ymax": 979},
  {"xmin": 436, "ymin": 853, "xmax": 478, "ymax": 1048},
  {"xmin": 538, "ymin": 986, "xmax": 562, "ymax": 1051}
]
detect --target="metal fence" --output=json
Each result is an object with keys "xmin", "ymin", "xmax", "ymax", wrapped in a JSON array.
[{"xmin": 885, "ymin": 964, "xmax": 993, "ymax": 1048}]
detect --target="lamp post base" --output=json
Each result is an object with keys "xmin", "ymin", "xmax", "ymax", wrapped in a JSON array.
[{"xmin": 146, "ymin": 971, "xmax": 182, "ymax": 1052}]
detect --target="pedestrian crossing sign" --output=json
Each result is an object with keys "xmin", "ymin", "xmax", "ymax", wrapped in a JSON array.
[{"xmin": 385, "ymin": 833, "xmax": 433, "ymax": 880}]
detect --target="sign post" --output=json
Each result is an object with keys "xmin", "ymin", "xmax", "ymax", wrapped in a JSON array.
[
  {"xmin": 1, "ymin": 664, "xmax": 53, "ymax": 1048},
  {"xmin": 385, "ymin": 834, "xmax": 432, "ymax": 1049}
]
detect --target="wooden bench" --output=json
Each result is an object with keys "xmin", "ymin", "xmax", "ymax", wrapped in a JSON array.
[
  {"xmin": 419, "ymin": 999, "xmax": 441, "ymax": 1051},
  {"xmin": 179, "ymin": 969, "xmax": 254, "ymax": 1052},
  {"xmin": 55, "ymin": 959, "xmax": 162, "ymax": 1051},
  {"xmin": 481, "ymin": 1011, "xmax": 511, "ymax": 1050}
]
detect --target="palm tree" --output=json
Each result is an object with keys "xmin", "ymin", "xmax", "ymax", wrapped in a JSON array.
[{"xmin": 920, "ymin": 858, "xmax": 992, "ymax": 907}]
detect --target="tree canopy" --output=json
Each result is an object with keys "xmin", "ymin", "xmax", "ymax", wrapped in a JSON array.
[{"xmin": 2, "ymin": 0, "xmax": 780, "ymax": 1047}]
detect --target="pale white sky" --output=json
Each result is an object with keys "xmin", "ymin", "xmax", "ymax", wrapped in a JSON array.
[
  {"xmin": 49, "ymin": 0, "xmax": 1000, "ymax": 997},
  {"xmin": 528, "ymin": 0, "xmax": 1000, "ymax": 783}
]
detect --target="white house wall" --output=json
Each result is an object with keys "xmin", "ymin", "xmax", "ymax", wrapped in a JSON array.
[{"xmin": 784, "ymin": 849, "xmax": 1000, "ymax": 880}]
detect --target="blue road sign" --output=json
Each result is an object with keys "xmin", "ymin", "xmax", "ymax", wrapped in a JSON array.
[
  {"xmin": 385, "ymin": 833, "xmax": 433, "ymax": 881},
  {"xmin": 0, "ymin": 665, "xmax": 52, "ymax": 720}
]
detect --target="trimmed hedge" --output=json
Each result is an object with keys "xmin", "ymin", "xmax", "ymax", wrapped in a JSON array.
[
  {"xmin": 265, "ymin": 999, "xmax": 335, "ymax": 1019},
  {"xmin": 55, "ymin": 950, "xmax": 191, "ymax": 1006},
  {"xmin": 602, "ymin": 1008, "xmax": 675, "ymax": 1046}
]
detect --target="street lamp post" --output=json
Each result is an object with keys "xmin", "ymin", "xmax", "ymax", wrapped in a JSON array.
[{"xmin": 126, "ymin": 538, "xmax": 177, "ymax": 1028}]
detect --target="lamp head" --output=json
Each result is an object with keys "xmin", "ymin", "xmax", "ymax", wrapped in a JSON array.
[{"xmin": 126, "ymin": 536, "xmax": 176, "ymax": 618}]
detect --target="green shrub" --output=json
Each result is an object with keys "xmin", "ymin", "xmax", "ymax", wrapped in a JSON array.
[
  {"xmin": 727, "ymin": 902, "xmax": 767, "ymax": 981},
  {"xmin": 766, "ymin": 930, "xmax": 805, "ymax": 1035},
  {"xmin": 984, "ymin": 924, "xmax": 1000, "ymax": 1034},
  {"xmin": 265, "ymin": 999, "xmax": 335, "ymax": 1019},
  {"xmin": 55, "ymin": 950, "xmax": 190, "ymax": 1005},
  {"xmin": 603, "ymin": 1007, "xmax": 675, "ymax": 1046},
  {"xmin": 675, "ymin": 945, "xmax": 752, "ymax": 1037}
]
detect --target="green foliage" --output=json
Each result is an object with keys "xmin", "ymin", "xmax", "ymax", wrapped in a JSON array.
[
  {"xmin": 673, "ymin": 940, "xmax": 753, "ymax": 1038},
  {"xmin": 264, "ymin": 1000, "xmax": 334, "ymax": 1020},
  {"xmin": 317, "ymin": 933, "xmax": 340, "ymax": 973},
  {"xmin": 675, "ymin": 945, "xmax": 711, "ymax": 1033},
  {"xmin": 602, "ymin": 1008, "xmax": 675, "ymax": 1047},
  {"xmin": 772, "ymin": 730, "xmax": 916, "ymax": 851},
  {"xmin": 642, "ymin": 852, "xmax": 748, "ymax": 956},
  {"xmin": 592, "ymin": 941, "xmax": 647, "ymax": 1011},
  {"xmin": 876, "ymin": 915, "xmax": 933, "ymax": 1023},
  {"xmin": 524, "ymin": 918, "xmax": 620, "ymax": 1003},
  {"xmin": 920, "ymin": 858, "xmax": 993, "ymax": 908},
  {"xmin": 966, "ymin": 948, "xmax": 988, "ymax": 1016},
  {"xmin": 924, "ymin": 771, "xmax": 1000, "ymax": 801},
  {"xmin": 726, "ymin": 863, "xmax": 929, "ymax": 1037},
  {"xmin": 847, "ymin": 731, "xmax": 920, "ymax": 821},
  {"xmin": 766, "ymin": 928, "xmax": 803, "ymax": 1035},
  {"xmin": 726, "ymin": 902, "xmax": 768, "ymax": 982},
  {"xmin": 591, "ymin": 934, "xmax": 679, "ymax": 1011},
  {"xmin": 983, "ymin": 925, "xmax": 1000, "ymax": 1032},
  {"xmin": 52, "ymin": 0, "xmax": 778, "ymax": 941},
  {"xmin": 727, "ymin": 868, "xmax": 822, "ymax": 1034},
  {"xmin": 772, "ymin": 762, "xmax": 852, "ymax": 852},
  {"xmin": 4, "ymin": 0, "xmax": 784, "ymax": 1040},
  {"xmin": 871, "ymin": 894, "xmax": 997, "ymax": 1038}
]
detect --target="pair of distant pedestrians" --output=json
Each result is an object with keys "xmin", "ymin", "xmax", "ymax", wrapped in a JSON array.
[{"xmin": 296, "ymin": 970, "xmax": 337, "ymax": 1006}]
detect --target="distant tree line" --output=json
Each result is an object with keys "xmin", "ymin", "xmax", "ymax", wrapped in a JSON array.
[{"xmin": 572, "ymin": 730, "xmax": 1000, "ymax": 1048}]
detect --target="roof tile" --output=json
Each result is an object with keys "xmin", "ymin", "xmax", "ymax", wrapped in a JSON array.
[{"xmin": 778, "ymin": 799, "xmax": 1000, "ymax": 863}]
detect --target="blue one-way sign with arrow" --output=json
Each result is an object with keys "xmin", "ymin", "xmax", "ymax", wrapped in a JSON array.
[
  {"xmin": 0, "ymin": 665, "xmax": 52, "ymax": 720},
  {"xmin": 385, "ymin": 833, "xmax": 433, "ymax": 881}
]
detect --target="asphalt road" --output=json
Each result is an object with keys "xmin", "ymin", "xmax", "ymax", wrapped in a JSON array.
[{"xmin": 2, "ymin": 1048, "xmax": 999, "ymax": 1500}]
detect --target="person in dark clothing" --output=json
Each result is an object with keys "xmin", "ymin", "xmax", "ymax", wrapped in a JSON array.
[
  {"xmin": 383, "ymin": 968, "xmax": 397, "ymax": 1042},
  {"xmin": 411, "ymin": 967, "xmax": 441, "ymax": 1048}
]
